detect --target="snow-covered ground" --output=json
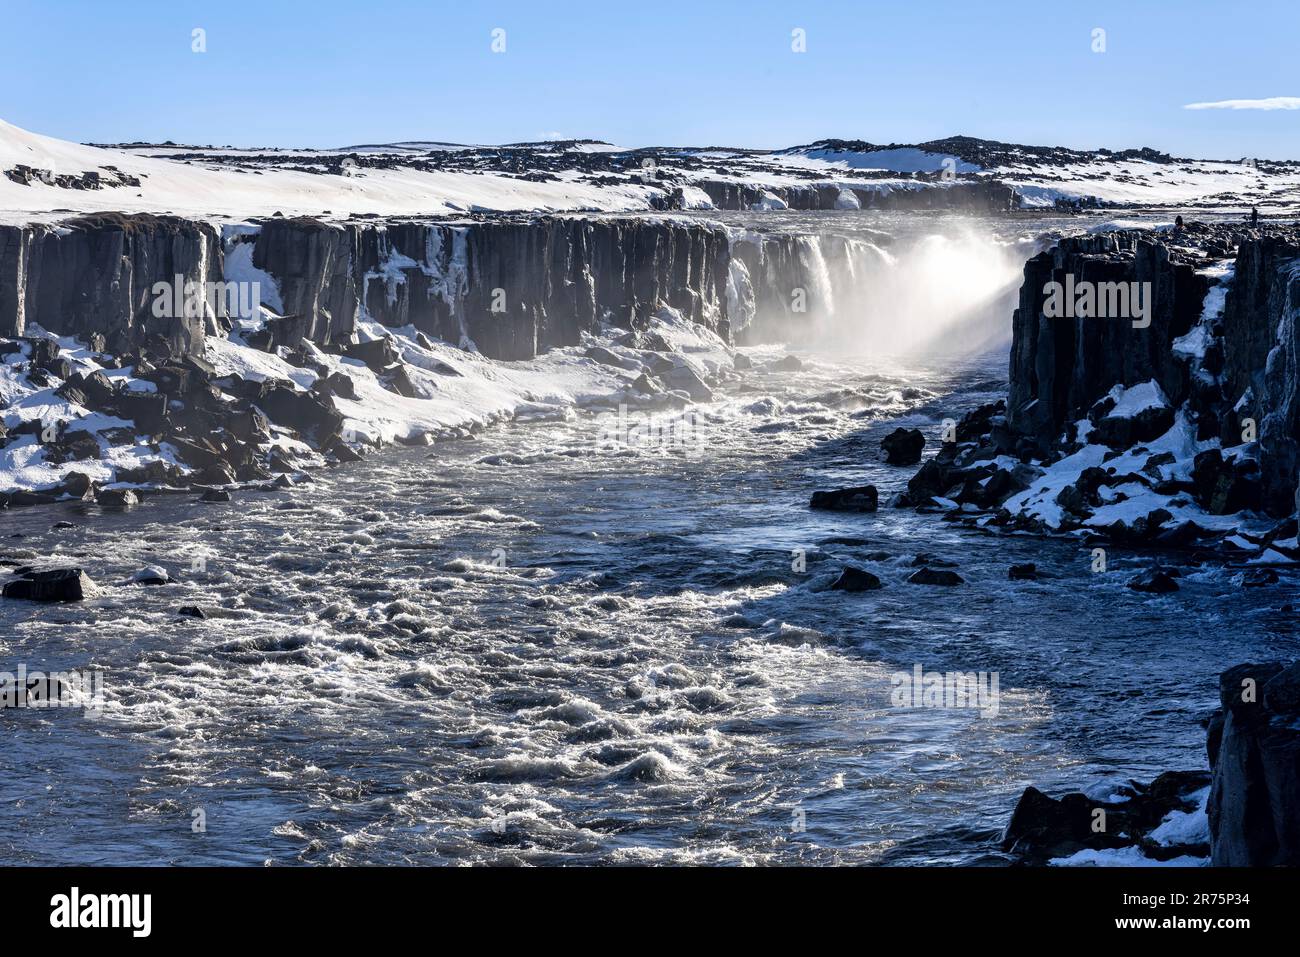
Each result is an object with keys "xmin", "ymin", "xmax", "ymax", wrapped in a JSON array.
[
  {"xmin": 1, "ymin": 307, "xmax": 738, "ymax": 496},
  {"xmin": 5, "ymin": 118, "xmax": 1300, "ymax": 224}
]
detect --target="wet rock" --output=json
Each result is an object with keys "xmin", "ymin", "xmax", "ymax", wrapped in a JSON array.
[
  {"xmin": 176, "ymin": 605, "xmax": 208, "ymax": 619},
  {"xmin": 200, "ymin": 488, "xmax": 232, "ymax": 503},
  {"xmin": 3, "ymin": 567, "xmax": 100, "ymax": 602},
  {"xmin": 907, "ymin": 567, "xmax": 964, "ymax": 586},
  {"xmin": 6, "ymin": 490, "xmax": 58, "ymax": 507},
  {"xmin": 1003, "ymin": 771, "xmax": 1211, "ymax": 864},
  {"xmin": 56, "ymin": 470, "xmax": 96, "ymax": 500},
  {"xmin": 732, "ymin": 353, "xmax": 753, "ymax": 371},
  {"xmin": 770, "ymin": 354, "xmax": 803, "ymax": 373},
  {"xmin": 902, "ymin": 458, "xmax": 950, "ymax": 505},
  {"xmin": 910, "ymin": 554, "xmax": 958, "ymax": 568},
  {"xmin": 1242, "ymin": 567, "xmax": 1279, "ymax": 587},
  {"xmin": 96, "ymin": 488, "xmax": 139, "ymax": 508},
  {"xmin": 880, "ymin": 427, "xmax": 924, "ymax": 465},
  {"xmin": 1127, "ymin": 569, "xmax": 1180, "ymax": 593},
  {"xmin": 809, "ymin": 485, "xmax": 878, "ymax": 512},
  {"xmin": 131, "ymin": 565, "xmax": 171, "ymax": 586},
  {"xmin": 1008, "ymin": 563, "xmax": 1038, "ymax": 580},
  {"xmin": 1209, "ymin": 660, "xmax": 1300, "ymax": 865},
  {"xmin": 830, "ymin": 566, "xmax": 883, "ymax": 592}
]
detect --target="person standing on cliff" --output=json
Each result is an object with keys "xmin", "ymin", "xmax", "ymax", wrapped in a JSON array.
[{"xmin": 1251, "ymin": 206, "xmax": 1260, "ymax": 226}]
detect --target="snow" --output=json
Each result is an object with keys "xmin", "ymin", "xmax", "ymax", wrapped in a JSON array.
[
  {"xmin": 1107, "ymin": 380, "xmax": 1169, "ymax": 418},
  {"xmin": 0, "ymin": 119, "xmax": 658, "ymax": 224},
  {"xmin": 1050, "ymin": 846, "xmax": 1206, "ymax": 867},
  {"xmin": 1150, "ymin": 789, "xmax": 1212, "ymax": 847},
  {"xmin": 9, "ymin": 118, "xmax": 1300, "ymax": 223},
  {"xmin": 1175, "ymin": 262, "xmax": 1234, "ymax": 360},
  {"xmin": 3, "ymin": 304, "xmax": 736, "ymax": 495}
]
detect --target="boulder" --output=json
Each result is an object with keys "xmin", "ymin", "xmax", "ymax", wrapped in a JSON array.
[
  {"xmin": 3, "ymin": 567, "xmax": 100, "ymax": 602},
  {"xmin": 907, "ymin": 567, "xmax": 965, "ymax": 586},
  {"xmin": 1192, "ymin": 450, "xmax": 1262, "ymax": 514},
  {"xmin": 880, "ymin": 427, "xmax": 924, "ymax": 465},
  {"xmin": 96, "ymin": 488, "xmax": 139, "ymax": 508},
  {"xmin": 829, "ymin": 567, "xmax": 883, "ymax": 592},
  {"xmin": 809, "ymin": 485, "xmax": 878, "ymax": 512},
  {"xmin": 1127, "ymin": 569, "xmax": 1180, "ymax": 593}
]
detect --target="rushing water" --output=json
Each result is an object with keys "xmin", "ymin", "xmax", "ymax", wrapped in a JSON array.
[{"xmin": 2, "ymin": 344, "xmax": 1294, "ymax": 866}]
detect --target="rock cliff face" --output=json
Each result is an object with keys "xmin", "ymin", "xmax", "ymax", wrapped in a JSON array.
[
  {"xmin": 0, "ymin": 214, "xmax": 219, "ymax": 357},
  {"xmin": 2, "ymin": 212, "xmax": 867, "ymax": 363},
  {"xmin": 1207, "ymin": 661, "xmax": 1300, "ymax": 866},
  {"xmin": 1221, "ymin": 236, "xmax": 1300, "ymax": 516},
  {"xmin": 696, "ymin": 179, "xmax": 1017, "ymax": 213},
  {"xmin": 1006, "ymin": 230, "xmax": 1210, "ymax": 447},
  {"xmin": 1004, "ymin": 223, "xmax": 1300, "ymax": 518}
]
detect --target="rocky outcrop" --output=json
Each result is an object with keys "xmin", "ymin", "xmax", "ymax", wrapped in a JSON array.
[
  {"xmin": 696, "ymin": 178, "xmax": 1017, "ymax": 213},
  {"xmin": 1006, "ymin": 229, "xmax": 1211, "ymax": 448},
  {"xmin": 245, "ymin": 216, "xmax": 734, "ymax": 359},
  {"xmin": 998, "ymin": 222, "xmax": 1300, "ymax": 520},
  {"xmin": 1002, "ymin": 771, "xmax": 1211, "ymax": 864},
  {"xmin": 0, "ymin": 214, "xmax": 219, "ymax": 357},
  {"xmin": 1221, "ymin": 236, "xmax": 1300, "ymax": 516},
  {"xmin": 1207, "ymin": 661, "xmax": 1300, "ymax": 866}
]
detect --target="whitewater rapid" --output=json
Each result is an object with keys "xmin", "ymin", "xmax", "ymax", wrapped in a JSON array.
[{"xmin": 1, "ymin": 348, "xmax": 1293, "ymax": 865}]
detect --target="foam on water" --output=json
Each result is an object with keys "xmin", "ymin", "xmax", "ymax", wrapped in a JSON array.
[{"xmin": 1, "ymin": 347, "xmax": 1294, "ymax": 865}]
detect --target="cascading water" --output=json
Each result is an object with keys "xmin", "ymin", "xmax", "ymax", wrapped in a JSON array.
[{"xmin": 723, "ymin": 212, "xmax": 1042, "ymax": 357}]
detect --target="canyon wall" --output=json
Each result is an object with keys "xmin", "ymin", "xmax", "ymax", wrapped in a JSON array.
[
  {"xmin": 0, "ymin": 214, "xmax": 220, "ymax": 357},
  {"xmin": 247, "ymin": 217, "xmax": 733, "ymax": 359},
  {"xmin": 1004, "ymin": 224, "xmax": 1300, "ymax": 516},
  {"xmin": 1, "ymin": 212, "xmax": 876, "ymax": 362},
  {"xmin": 695, "ymin": 179, "xmax": 1017, "ymax": 213}
]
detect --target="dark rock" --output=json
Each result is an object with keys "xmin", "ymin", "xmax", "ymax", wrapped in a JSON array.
[
  {"xmin": 2, "ymin": 567, "xmax": 100, "ymax": 602},
  {"xmin": 344, "ymin": 336, "xmax": 400, "ymax": 372},
  {"xmin": 1127, "ymin": 569, "xmax": 1180, "ymax": 593},
  {"xmin": 96, "ymin": 488, "xmax": 139, "ymax": 508},
  {"xmin": 318, "ymin": 371, "xmax": 359, "ymax": 401},
  {"xmin": 1242, "ymin": 567, "xmax": 1279, "ymax": 587},
  {"xmin": 1192, "ymin": 449, "xmax": 1262, "ymax": 514},
  {"xmin": 907, "ymin": 567, "xmax": 965, "ymax": 586},
  {"xmin": 200, "ymin": 488, "xmax": 232, "ymax": 503},
  {"xmin": 1209, "ymin": 659, "xmax": 1300, "ymax": 865},
  {"xmin": 880, "ymin": 427, "xmax": 924, "ymax": 465},
  {"xmin": 1008, "ymin": 563, "xmax": 1038, "ymax": 580},
  {"xmin": 829, "ymin": 567, "xmax": 883, "ymax": 592},
  {"xmin": 809, "ymin": 485, "xmax": 878, "ymax": 512}
]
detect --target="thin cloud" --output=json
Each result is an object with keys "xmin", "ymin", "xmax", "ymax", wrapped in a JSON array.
[{"xmin": 1184, "ymin": 96, "xmax": 1300, "ymax": 111}]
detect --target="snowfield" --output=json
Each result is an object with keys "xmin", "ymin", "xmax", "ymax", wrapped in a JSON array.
[{"xmin": 5, "ymin": 118, "xmax": 1300, "ymax": 224}]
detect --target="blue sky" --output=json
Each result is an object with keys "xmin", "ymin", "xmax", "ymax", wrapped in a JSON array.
[{"xmin": 2, "ymin": 0, "xmax": 1297, "ymax": 157}]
